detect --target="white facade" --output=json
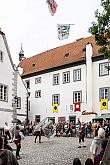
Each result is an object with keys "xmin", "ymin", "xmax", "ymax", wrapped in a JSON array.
[
  {"xmin": 26, "ymin": 64, "xmax": 86, "ymax": 123},
  {"xmin": 92, "ymin": 59, "xmax": 110, "ymax": 116},
  {"xmin": 19, "ymin": 41, "xmax": 110, "ymax": 124},
  {"xmin": 0, "ymin": 30, "xmax": 28, "ymax": 127},
  {"xmin": 20, "ymin": 43, "xmax": 110, "ymax": 123}
]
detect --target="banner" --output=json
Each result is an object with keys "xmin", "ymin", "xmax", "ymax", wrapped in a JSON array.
[
  {"xmin": 74, "ymin": 102, "xmax": 80, "ymax": 112},
  {"xmin": 100, "ymin": 99, "xmax": 108, "ymax": 110},
  {"xmin": 53, "ymin": 104, "xmax": 58, "ymax": 113},
  {"xmin": 47, "ymin": 0, "xmax": 57, "ymax": 16},
  {"xmin": 57, "ymin": 24, "xmax": 70, "ymax": 40}
]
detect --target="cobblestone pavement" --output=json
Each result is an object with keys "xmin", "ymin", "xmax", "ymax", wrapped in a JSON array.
[{"xmin": 11, "ymin": 136, "xmax": 93, "ymax": 165}]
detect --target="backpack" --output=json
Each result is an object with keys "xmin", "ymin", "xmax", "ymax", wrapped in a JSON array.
[{"xmin": 94, "ymin": 151, "xmax": 104, "ymax": 165}]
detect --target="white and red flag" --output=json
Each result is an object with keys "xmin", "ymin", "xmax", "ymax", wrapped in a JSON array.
[{"xmin": 47, "ymin": 0, "xmax": 57, "ymax": 16}]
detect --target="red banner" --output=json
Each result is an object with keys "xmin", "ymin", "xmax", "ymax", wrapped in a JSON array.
[{"xmin": 74, "ymin": 102, "xmax": 80, "ymax": 112}]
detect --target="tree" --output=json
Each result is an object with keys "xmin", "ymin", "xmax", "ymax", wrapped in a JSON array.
[{"xmin": 89, "ymin": 0, "xmax": 110, "ymax": 58}]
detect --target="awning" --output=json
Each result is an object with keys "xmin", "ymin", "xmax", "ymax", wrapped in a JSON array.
[
  {"xmin": 93, "ymin": 116, "xmax": 103, "ymax": 121},
  {"xmin": 101, "ymin": 113, "xmax": 110, "ymax": 119},
  {"xmin": 93, "ymin": 113, "xmax": 110, "ymax": 121}
]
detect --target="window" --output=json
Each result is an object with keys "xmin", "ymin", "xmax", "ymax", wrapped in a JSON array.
[
  {"xmin": 12, "ymin": 96, "xmax": 21, "ymax": 109},
  {"xmin": 35, "ymin": 77, "xmax": 41, "ymax": 84},
  {"xmin": 99, "ymin": 62, "xmax": 109, "ymax": 76},
  {"xmin": 53, "ymin": 73, "xmax": 59, "ymax": 85},
  {"xmin": 25, "ymin": 80, "xmax": 30, "ymax": 89},
  {"xmin": 73, "ymin": 91, "xmax": 82, "ymax": 103},
  {"xmin": 73, "ymin": 69, "xmax": 81, "ymax": 81},
  {"xmin": 99, "ymin": 87, "xmax": 109, "ymax": 101},
  {"xmin": 16, "ymin": 97, "xmax": 21, "ymax": 109},
  {"xmin": 35, "ymin": 90, "xmax": 41, "ymax": 98},
  {"xmin": 0, "ymin": 84, "xmax": 8, "ymax": 101},
  {"xmin": 52, "ymin": 94, "xmax": 60, "ymax": 105},
  {"xmin": 0, "ymin": 50, "xmax": 3, "ymax": 62},
  {"xmin": 63, "ymin": 71, "xmax": 70, "ymax": 84}
]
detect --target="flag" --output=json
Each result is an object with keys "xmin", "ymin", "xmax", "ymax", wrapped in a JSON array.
[
  {"xmin": 53, "ymin": 104, "xmax": 58, "ymax": 113},
  {"xmin": 74, "ymin": 102, "xmax": 80, "ymax": 112},
  {"xmin": 100, "ymin": 99, "xmax": 108, "ymax": 110},
  {"xmin": 47, "ymin": 0, "xmax": 57, "ymax": 16},
  {"xmin": 57, "ymin": 24, "xmax": 70, "ymax": 40}
]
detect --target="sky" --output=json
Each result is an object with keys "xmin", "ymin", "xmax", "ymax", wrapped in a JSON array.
[{"xmin": 0, "ymin": 0, "xmax": 101, "ymax": 65}]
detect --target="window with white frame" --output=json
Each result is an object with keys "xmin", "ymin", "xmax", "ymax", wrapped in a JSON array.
[
  {"xmin": 35, "ymin": 90, "xmax": 41, "ymax": 98},
  {"xmin": 0, "ymin": 84, "xmax": 8, "ymax": 101},
  {"xmin": 63, "ymin": 71, "xmax": 70, "ymax": 84},
  {"xmin": 73, "ymin": 69, "xmax": 81, "ymax": 81},
  {"xmin": 73, "ymin": 91, "xmax": 82, "ymax": 103},
  {"xmin": 35, "ymin": 77, "xmax": 41, "ymax": 84},
  {"xmin": 99, "ymin": 62, "xmax": 109, "ymax": 76},
  {"xmin": 25, "ymin": 80, "xmax": 30, "ymax": 89},
  {"xmin": 53, "ymin": 73, "xmax": 59, "ymax": 85},
  {"xmin": 0, "ymin": 50, "xmax": 3, "ymax": 62},
  {"xmin": 52, "ymin": 94, "xmax": 60, "ymax": 105},
  {"xmin": 99, "ymin": 87, "xmax": 109, "ymax": 101}
]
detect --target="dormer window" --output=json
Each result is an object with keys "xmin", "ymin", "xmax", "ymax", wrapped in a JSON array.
[
  {"xmin": 64, "ymin": 53, "xmax": 69, "ymax": 58},
  {"xmin": 32, "ymin": 63, "xmax": 36, "ymax": 67}
]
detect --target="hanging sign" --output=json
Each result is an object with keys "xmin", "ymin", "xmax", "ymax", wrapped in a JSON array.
[
  {"xmin": 53, "ymin": 104, "xmax": 58, "ymax": 113},
  {"xmin": 100, "ymin": 99, "xmax": 108, "ymax": 110},
  {"xmin": 74, "ymin": 102, "xmax": 81, "ymax": 112}
]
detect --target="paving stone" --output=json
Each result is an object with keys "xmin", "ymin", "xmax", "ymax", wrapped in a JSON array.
[{"xmin": 10, "ymin": 136, "xmax": 92, "ymax": 165}]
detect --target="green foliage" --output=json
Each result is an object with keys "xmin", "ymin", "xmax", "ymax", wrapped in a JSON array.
[{"xmin": 89, "ymin": 0, "xmax": 110, "ymax": 59}]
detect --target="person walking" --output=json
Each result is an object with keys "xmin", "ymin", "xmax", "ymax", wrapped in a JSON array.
[
  {"xmin": 14, "ymin": 126, "xmax": 21, "ymax": 160},
  {"xmin": 34, "ymin": 122, "xmax": 42, "ymax": 143},
  {"xmin": 78, "ymin": 122, "xmax": 86, "ymax": 148}
]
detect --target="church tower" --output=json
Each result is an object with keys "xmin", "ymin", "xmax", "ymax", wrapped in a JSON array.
[{"xmin": 19, "ymin": 43, "xmax": 25, "ymax": 62}]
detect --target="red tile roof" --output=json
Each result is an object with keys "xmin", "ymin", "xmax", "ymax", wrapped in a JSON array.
[{"xmin": 19, "ymin": 36, "xmax": 99, "ymax": 76}]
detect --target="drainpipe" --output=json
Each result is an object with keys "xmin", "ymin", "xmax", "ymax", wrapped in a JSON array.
[
  {"xmin": 12, "ymin": 65, "xmax": 18, "ymax": 123},
  {"xmin": 26, "ymin": 95, "xmax": 29, "ymax": 124}
]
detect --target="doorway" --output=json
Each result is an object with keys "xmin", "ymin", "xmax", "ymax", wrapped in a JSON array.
[
  {"xmin": 35, "ymin": 115, "xmax": 40, "ymax": 123},
  {"xmin": 48, "ymin": 117, "xmax": 55, "ymax": 124},
  {"xmin": 69, "ymin": 116, "xmax": 76, "ymax": 123}
]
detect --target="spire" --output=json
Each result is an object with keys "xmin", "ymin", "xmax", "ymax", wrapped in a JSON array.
[{"xmin": 19, "ymin": 43, "xmax": 24, "ymax": 62}]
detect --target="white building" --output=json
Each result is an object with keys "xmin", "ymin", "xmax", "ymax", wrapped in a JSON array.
[
  {"xmin": 19, "ymin": 36, "xmax": 110, "ymax": 123},
  {"xmin": 0, "ymin": 28, "xmax": 28, "ymax": 127}
]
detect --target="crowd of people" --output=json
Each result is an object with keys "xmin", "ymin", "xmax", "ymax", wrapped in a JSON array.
[{"xmin": 0, "ymin": 118, "xmax": 109, "ymax": 164}]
